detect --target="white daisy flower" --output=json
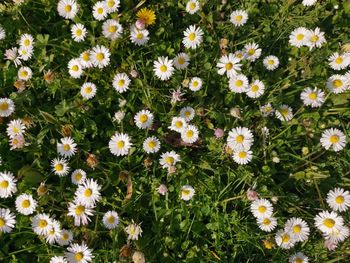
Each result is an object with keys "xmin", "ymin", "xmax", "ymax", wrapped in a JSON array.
[
  {"xmin": 328, "ymin": 52, "xmax": 350, "ymax": 70},
  {"xmin": 257, "ymin": 217, "xmax": 277, "ymax": 232},
  {"xmin": 263, "ymin": 55, "xmax": 279, "ymax": 70},
  {"xmin": 234, "ymin": 50, "xmax": 245, "ymax": 61},
  {"xmin": 0, "ymin": 98, "xmax": 15, "ymax": 117},
  {"xmin": 105, "ymin": 0, "xmax": 120, "ymax": 13},
  {"xmin": 227, "ymin": 127, "xmax": 254, "ymax": 151},
  {"xmin": 169, "ymin": 117, "xmax": 187, "ymax": 132},
  {"xmin": 186, "ymin": 0, "xmax": 200, "ymax": 14},
  {"xmin": 57, "ymin": 137, "xmax": 77, "ymax": 158},
  {"xmin": 31, "ymin": 213, "xmax": 52, "ymax": 236},
  {"xmin": 275, "ymin": 229, "xmax": 296, "ymax": 249},
  {"xmin": 51, "ymin": 158, "xmax": 70, "ymax": 176},
  {"xmin": 143, "ymin": 136, "xmax": 161, "ymax": 153},
  {"xmin": 102, "ymin": 211, "xmax": 119, "ymax": 229},
  {"xmin": 300, "ymin": 87, "xmax": 325, "ymax": 108},
  {"xmin": 71, "ymin": 23, "xmax": 87, "ymax": 42},
  {"xmin": 230, "ymin": 10, "xmax": 248, "ymax": 27},
  {"xmin": 109, "ymin": 133, "xmax": 132, "ymax": 156},
  {"xmin": 174, "ymin": 52, "xmax": 190, "ymax": 70},
  {"xmin": 19, "ymin": 33, "xmax": 34, "ymax": 48},
  {"xmin": 68, "ymin": 58, "xmax": 83, "ymax": 79},
  {"xmin": 92, "ymin": 1, "xmax": 108, "ymax": 21},
  {"xmin": 71, "ymin": 169, "xmax": 87, "ymax": 185},
  {"xmin": 326, "ymin": 74, "xmax": 348, "ymax": 94},
  {"xmin": 284, "ymin": 217, "xmax": 310, "ymax": 242},
  {"xmin": 217, "ymin": 53, "xmax": 241, "ymax": 78},
  {"xmin": 0, "ymin": 171, "xmax": 17, "ymax": 198},
  {"xmin": 18, "ymin": 46, "xmax": 34, "ymax": 61},
  {"xmin": 325, "ymin": 225, "xmax": 350, "ymax": 244},
  {"xmin": 74, "ymin": 179, "xmax": 101, "ymax": 208},
  {"xmin": 315, "ymin": 211, "xmax": 344, "ymax": 234},
  {"xmin": 81, "ymin": 82, "xmax": 97, "ymax": 100},
  {"xmin": 246, "ymin": 80, "xmax": 265, "ymax": 98},
  {"xmin": 159, "ymin": 151, "xmax": 180, "ymax": 169},
  {"xmin": 232, "ymin": 149, "xmax": 253, "ymax": 165},
  {"xmin": 67, "ymin": 201, "xmax": 94, "ymax": 226},
  {"xmin": 326, "ymin": 187, "xmax": 350, "ymax": 212},
  {"xmin": 153, "ymin": 56, "xmax": 174, "ymax": 81},
  {"xmin": 57, "ymin": 0, "xmax": 78, "ymax": 20},
  {"xmin": 289, "ymin": 252, "xmax": 309, "ymax": 263},
  {"xmin": 302, "ymin": 0, "xmax": 317, "ymax": 6},
  {"xmin": 134, "ymin": 109, "xmax": 154, "ymax": 129},
  {"xmin": 79, "ymin": 50, "xmax": 93, "ymax": 69},
  {"xmin": 57, "ymin": 228, "xmax": 73, "ymax": 246},
  {"xmin": 90, "ymin": 45, "xmax": 111, "ymax": 69},
  {"xmin": 320, "ymin": 128, "xmax": 346, "ymax": 152},
  {"xmin": 189, "ymin": 77, "xmax": 203, "ymax": 91},
  {"xmin": 6, "ymin": 119, "xmax": 26, "ymax": 138},
  {"xmin": 181, "ymin": 125, "xmax": 199, "ymax": 144},
  {"xmin": 132, "ymin": 251, "xmax": 145, "ymax": 263},
  {"xmin": 18, "ymin": 66, "xmax": 32, "ymax": 81},
  {"xmin": 250, "ymin": 199, "xmax": 273, "ymax": 219},
  {"xmin": 0, "ymin": 208, "xmax": 16, "ymax": 233},
  {"xmin": 306, "ymin": 27, "xmax": 326, "ymax": 50},
  {"xmin": 112, "ymin": 73, "xmax": 131, "ymax": 93},
  {"xmin": 0, "ymin": 25, "xmax": 5, "ymax": 41},
  {"xmin": 289, "ymin": 27, "xmax": 308, "ymax": 48},
  {"xmin": 181, "ymin": 185, "xmax": 195, "ymax": 201},
  {"xmin": 180, "ymin": 106, "xmax": 195, "ymax": 121},
  {"xmin": 15, "ymin": 193, "xmax": 37, "ymax": 215},
  {"xmin": 125, "ymin": 221, "xmax": 142, "ymax": 240},
  {"xmin": 228, "ymin": 74, "xmax": 249, "ymax": 93},
  {"xmin": 275, "ymin": 104, "xmax": 293, "ymax": 122},
  {"xmin": 130, "ymin": 27, "xmax": 150, "ymax": 46},
  {"xmin": 65, "ymin": 243, "xmax": 94, "ymax": 263},
  {"xmin": 50, "ymin": 256, "xmax": 68, "ymax": 263},
  {"xmin": 244, "ymin": 42, "xmax": 262, "ymax": 62},
  {"xmin": 182, "ymin": 25, "xmax": 203, "ymax": 49},
  {"xmin": 45, "ymin": 219, "xmax": 62, "ymax": 245},
  {"xmin": 102, "ymin": 19, "xmax": 123, "ymax": 40}
]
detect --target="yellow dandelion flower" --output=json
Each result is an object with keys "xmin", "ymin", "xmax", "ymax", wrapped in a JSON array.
[{"xmin": 136, "ymin": 8, "xmax": 156, "ymax": 26}]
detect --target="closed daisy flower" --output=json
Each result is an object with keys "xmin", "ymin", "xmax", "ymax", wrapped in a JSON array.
[
  {"xmin": 125, "ymin": 221, "xmax": 143, "ymax": 240},
  {"xmin": 181, "ymin": 185, "xmax": 195, "ymax": 201},
  {"xmin": 57, "ymin": 0, "xmax": 78, "ymax": 20},
  {"xmin": 217, "ymin": 53, "xmax": 242, "ymax": 78},
  {"xmin": 232, "ymin": 149, "xmax": 253, "ymax": 165},
  {"xmin": 169, "ymin": 117, "xmax": 187, "ymax": 132},
  {"xmin": 0, "ymin": 25, "xmax": 5, "ymax": 41},
  {"xmin": 326, "ymin": 188, "xmax": 350, "ymax": 212},
  {"xmin": 289, "ymin": 27, "xmax": 308, "ymax": 48},
  {"xmin": 181, "ymin": 125, "xmax": 199, "ymax": 144},
  {"xmin": 71, "ymin": 23, "xmax": 87, "ymax": 42},
  {"xmin": 19, "ymin": 33, "xmax": 34, "ymax": 48},
  {"xmin": 174, "ymin": 52, "xmax": 190, "ymax": 70},
  {"xmin": 45, "ymin": 219, "xmax": 62, "ymax": 245},
  {"xmin": 109, "ymin": 133, "xmax": 132, "ymax": 156},
  {"xmin": 67, "ymin": 201, "xmax": 94, "ymax": 226},
  {"xmin": 57, "ymin": 228, "xmax": 73, "ymax": 246},
  {"xmin": 112, "ymin": 73, "xmax": 130, "ymax": 93},
  {"xmin": 159, "ymin": 151, "xmax": 180, "ymax": 169},
  {"xmin": 18, "ymin": 66, "xmax": 32, "ymax": 81},
  {"xmin": 180, "ymin": 106, "xmax": 195, "ymax": 121},
  {"xmin": 51, "ymin": 158, "xmax": 70, "ymax": 176},
  {"xmin": 93, "ymin": 1, "xmax": 108, "ymax": 21},
  {"xmin": 68, "ymin": 58, "xmax": 83, "ymax": 79},
  {"xmin": 244, "ymin": 42, "xmax": 262, "ymax": 62},
  {"xmin": 284, "ymin": 217, "xmax": 310, "ymax": 242},
  {"xmin": 182, "ymin": 25, "xmax": 203, "ymax": 49},
  {"xmin": 6, "ymin": 119, "xmax": 26, "ymax": 138},
  {"xmin": 0, "ymin": 171, "xmax": 17, "ymax": 198},
  {"xmin": 300, "ymin": 87, "xmax": 325, "ymax": 108},
  {"xmin": 130, "ymin": 27, "xmax": 150, "ymax": 46},
  {"xmin": 65, "ymin": 243, "xmax": 94, "ymax": 263},
  {"xmin": 328, "ymin": 52, "xmax": 350, "ymax": 70},
  {"xmin": 230, "ymin": 10, "xmax": 248, "ymax": 27},
  {"xmin": 153, "ymin": 56, "xmax": 174, "ymax": 81},
  {"xmin": 103, "ymin": 211, "xmax": 119, "ymax": 229},
  {"xmin": 143, "ymin": 136, "xmax": 161, "ymax": 153},
  {"xmin": 90, "ymin": 45, "xmax": 111, "ymax": 69},
  {"xmin": 50, "ymin": 256, "xmax": 68, "ymax": 263},
  {"xmin": 81, "ymin": 82, "xmax": 97, "ymax": 100},
  {"xmin": 275, "ymin": 229, "xmax": 296, "ymax": 249},
  {"xmin": 71, "ymin": 169, "xmax": 87, "ymax": 185},
  {"xmin": 0, "ymin": 208, "xmax": 16, "ymax": 233},
  {"xmin": 275, "ymin": 104, "xmax": 293, "ymax": 122},
  {"xmin": 136, "ymin": 8, "xmax": 156, "ymax": 26},
  {"xmin": 189, "ymin": 77, "xmax": 203, "ymax": 91},
  {"xmin": 306, "ymin": 27, "xmax": 326, "ymax": 50},
  {"xmin": 257, "ymin": 217, "xmax": 277, "ymax": 232},
  {"xmin": 186, "ymin": 0, "xmax": 200, "ymax": 14},
  {"xmin": 250, "ymin": 199, "xmax": 273, "ymax": 219},
  {"xmin": 227, "ymin": 126, "xmax": 254, "ymax": 151},
  {"xmin": 57, "ymin": 137, "xmax": 77, "ymax": 158},
  {"xmin": 289, "ymin": 252, "xmax": 309, "ymax": 263},
  {"xmin": 263, "ymin": 55, "xmax": 279, "ymax": 70},
  {"xmin": 15, "ymin": 193, "xmax": 37, "ymax": 215},
  {"xmin": 74, "ymin": 179, "xmax": 101, "ymax": 208},
  {"xmin": 134, "ymin": 109, "xmax": 154, "ymax": 129},
  {"xmin": 302, "ymin": 0, "xmax": 317, "ymax": 6},
  {"xmin": 326, "ymin": 74, "xmax": 348, "ymax": 94},
  {"xmin": 0, "ymin": 98, "xmax": 15, "ymax": 117},
  {"xmin": 102, "ymin": 19, "xmax": 123, "ymax": 40},
  {"xmin": 320, "ymin": 128, "xmax": 346, "ymax": 152},
  {"xmin": 229, "ymin": 74, "xmax": 249, "ymax": 93},
  {"xmin": 314, "ymin": 210, "xmax": 344, "ymax": 234},
  {"xmin": 31, "ymin": 213, "xmax": 52, "ymax": 236},
  {"xmin": 246, "ymin": 79, "xmax": 265, "ymax": 98},
  {"xmin": 79, "ymin": 50, "xmax": 93, "ymax": 69},
  {"xmin": 105, "ymin": 0, "xmax": 120, "ymax": 13}
]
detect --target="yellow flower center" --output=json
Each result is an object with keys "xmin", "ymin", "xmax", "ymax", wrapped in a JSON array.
[
  {"xmin": 188, "ymin": 32, "xmax": 196, "ymax": 41},
  {"xmin": 225, "ymin": 62, "xmax": 233, "ymax": 70},
  {"xmin": 49, "ymin": 229, "xmax": 55, "ymax": 235},
  {"xmin": 236, "ymin": 135, "xmax": 244, "ymax": 143},
  {"xmin": 160, "ymin": 65, "xmax": 167, "ymax": 72},
  {"xmin": 238, "ymin": 151, "xmax": 247, "ymax": 158},
  {"xmin": 296, "ymin": 34, "xmax": 304, "ymax": 41},
  {"xmin": 184, "ymin": 111, "xmax": 191, "ymax": 117},
  {"xmin": 22, "ymin": 200, "xmax": 30, "ymax": 208},
  {"xmin": 293, "ymin": 225, "xmax": 301, "ymax": 234},
  {"xmin": 65, "ymin": 5, "xmax": 72, "ymax": 12},
  {"xmin": 108, "ymin": 25, "xmax": 117, "ymax": 33},
  {"xmin": 251, "ymin": 85, "xmax": 259, "ymax": 92},
  {"xmin": 280, "ymin": 108, "xmax": 289, "ymax": 116},
  {"xmin": 165, "ymin": 156, "xmax": 174, "ymax": 165},
  {"xmin": 0, "ymin": 102, "xmax": 9, "ymax": 111},
  {"xmin": 39, "ymin": 219, "xmax": 48, "ymax": 228},
  {"xmin": 148, "ymin": 141, "xmax": 156, "ymax": 148},
  {"xmin": 336, "ymin": 195, "xmax": 344, "ymax": 204},
  {"xmin": 72, "ymin": 65, "xmax": 79, "ymax": 72},
  {"xmin": 323, "ymin": 218, "xmax": 335, "ymax": 228},
  {"xmin": 247, "ymin": 49, "xmax": 255, "ymax": 55},
  {"xmin": 0, "ymin": 218, "xmax": 5, "ymax": 227},
  {"xmin": 130, "ymin": 227, "xmax": 136, "ymax": 235},
  {"xmin": 235, "ymin": 80, "xmax": 243, "ymax": 87},
  {"xmin": 192, "ymin": 81, "xmax": 198, "ymax": 87},
  {"xmin": 75, "ymin": 252, "xmax": 84, "ymax": 261},
  {"xmin": 85, "ymin": 87, "xmax": 92, "ymax": 94},
  {"xmin": 262, "ymin": 218, "xmax": 270, "ymax": 225},
  {"xmin": 63, "ymin": 144, "xmax": 70, "ymax": 151},
  {"xmin": 268, "ymin": 59, "xmax": 275, "ymax": 65},
  {"xmin": 333, "ymin": 79, "xmax": 343, "ymax": 88},
  {"xmin": 330, "ymin": 135, "xmax": 340, "ymax": 144},
  {"xmin": 335, "ymin": 57, "xmax": 343, "ymax": 64},
  {"xmin": 107, "ymin": 216, "xmax": 115, "ymax": 224},
  {"xmin": 295, "ymin": 258, "xmax": 303, "ymax": 263},
  {"xmin": 182, "ymin": 189, "xmax": 190, "ymax": 196},
  {"xmin": 118, "ymin": 79, "xmax": 125, "ymax": 87},
  {"xmin": 235, "ymin": 15, "xmax": 243, "ymax": 22},
  {"xmin": 0, "ymin": 180, "xmax": 9, "ymax": 188},
  {"xmin": 139, "ymin": 114, "xmax": 148, "ymax": 123},
  {"xmin": 258, "ymin": 205, "xmax": 266, "ymax": 213},
  {"xmin": 97, "ymin": 7, "xmax": 103, "ymax": 14},
  {"xmin": 75, "ymin": 173, "xmax": 82, "ymax": 181},
  {"xmin": 175, "ymin": 121, "xmax": 183, "ymax": 128},
  {"xmin": 186, "ymin": 130, "xmax": 194, "ymax": 138},
  {"xmin": 96, "ymin": 53, "xmax": 104, "ymax": 61},
  {"xmin": 20, "ymin": 71, "xmax": 28, "ymax": 77},
  {"xmin": 62, "ymin": 233, "xmax": 69, "ymax": 240},
  {"xmin": 282, "ymin": 234, "xmax": 290, "ymax": 243},
  {"xmin": 107, "ymin": 0, "xmax": 115, "ymax": 8},
  {"xmin": 178, "ymin": 57, "xmax": 185, "ymax": 65},
  {"xmin": 311, "ymin": 35, "xmax": 319, "ymax": 43},
  {"xmin": 117, "ymin": 141, "xmax": 125, "ymax": 149},
  {"xmin": 13, "ymin": 127, "xmax": 19, "ymax": 133},
  {"xmin": 308, "ymin": 92, "xmax": 317, "ymax": 100},
  {"xmin": 55, "ymin": 164, "xmax": 63, "ymax": 172},
  {"xmin": 84, "ymin": 188, "xmax": 92, "ymax": 197},
  {"xmin": 82, "ymin": 53, "xmax": 90, "ymax": 61},
  {"xmin": 136, "ymin": 33, "xmax": 144, "ymax": 39},
  {"xmin": 75, "ymin": 29, "xmax": 82, "ymax": 36},
  {"xmin": 23, "ymin": 39, "xmax": 30, "ymax": 46},
  {"xmin": 189, "ymin": 2, "xmax": 196, "ymax": 10},
  {"xmin": 75, "ymin": 205, "xmax": 85, "ymax": 216}
]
